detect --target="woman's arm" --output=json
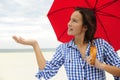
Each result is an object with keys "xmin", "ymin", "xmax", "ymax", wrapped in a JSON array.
[
  {"xmin": 12, "ymin": 36, "xmax": 46, "ymax": 70},
  {"xmin": 13, "ymin": 36, "xmax": 64, "ymax": 80},
  {"xmin": 87, "ymin": 56, "xmax": 120, "ymax": 76},
  {"xmin": 95, "ymin": 59, "xmax": 120, "ymax": 76},
  {"xmin": 32, "ymin": 41, "xmax": 46, "ymax": 70}
]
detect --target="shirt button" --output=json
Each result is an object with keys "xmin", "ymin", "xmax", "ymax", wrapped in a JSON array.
[
  {"xmin": 84, "ymin": 77, "xmax": 87, "ymax": 80},
  {"xmin": 83, "ymin": 65, "xmax": 85, "ymax": 69}
]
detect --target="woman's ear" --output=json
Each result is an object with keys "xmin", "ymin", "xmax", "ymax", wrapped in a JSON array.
[{"xmin": 83, "ymin": 25, "xmax": 88, "ymax": 31}]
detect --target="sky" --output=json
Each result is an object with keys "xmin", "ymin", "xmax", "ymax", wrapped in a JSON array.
[
  {"xmin": 0, "ymin": 0, "xmax": 61, "ymax": 49},
  {"xmin": 0, "ymin": 0, "xmax": 120, "ymax": 53}
]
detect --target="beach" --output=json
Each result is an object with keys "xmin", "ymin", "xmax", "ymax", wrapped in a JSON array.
[{"xmin": 0, "ymin": 49, "xmax": 120, "ymax": 80}]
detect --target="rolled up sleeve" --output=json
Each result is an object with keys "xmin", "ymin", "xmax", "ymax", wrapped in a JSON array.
[
  {"xmin": 103, "ymin": 40, "xmax": 120, "ymax": 79},
  {"xmin": 103, "ymin": 40, "xmax": 120, "ymax": 68}
]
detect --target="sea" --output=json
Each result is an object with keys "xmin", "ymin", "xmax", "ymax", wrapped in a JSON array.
[{"xmin": 0, "ymin": 48, "xmax": 56, "ymax": 53}]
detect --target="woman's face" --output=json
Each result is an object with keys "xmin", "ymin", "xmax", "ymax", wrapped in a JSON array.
[{"xmin": 67, "ymin": 11, "xmax": 87, "ymax": 36}]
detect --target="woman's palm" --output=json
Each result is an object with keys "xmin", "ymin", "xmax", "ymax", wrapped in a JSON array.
[{"xmin": 12, "ymin": 36, "xmax": 36, "ymax": 46}]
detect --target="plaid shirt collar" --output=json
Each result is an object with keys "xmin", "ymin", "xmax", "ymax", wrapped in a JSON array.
[{"xmin": 67, "ymin": 39, "xmax": 91, "ymax": 54}]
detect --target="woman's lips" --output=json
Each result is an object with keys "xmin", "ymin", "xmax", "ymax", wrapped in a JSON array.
[{"xmin": 68, "ymin": 28, "xmax": 73, "ymax": 31}]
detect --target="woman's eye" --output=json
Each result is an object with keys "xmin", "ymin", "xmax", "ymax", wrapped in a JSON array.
[{"xmin": 72, "ymin": 19, "xmax": 77, "ymax": 22}]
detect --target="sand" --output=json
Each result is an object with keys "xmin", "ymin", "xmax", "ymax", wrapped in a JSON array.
[{"xmin": 0, "ymin": 50, "xmax": 120, "ymax": 80}]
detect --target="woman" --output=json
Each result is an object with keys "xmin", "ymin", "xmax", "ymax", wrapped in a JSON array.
[{"xmin": 13, "ymin": 7, "xmax": 120, "ymax": 80}]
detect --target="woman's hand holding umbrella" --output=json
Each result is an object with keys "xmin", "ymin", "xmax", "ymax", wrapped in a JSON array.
[{"xmin": 86, "ymin": 56, "xmax": 102, "ymax": 68}]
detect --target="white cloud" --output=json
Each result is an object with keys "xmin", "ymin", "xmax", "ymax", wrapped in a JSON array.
[
  {"xmin": 0, "ymin": 16, "xmax": 42, "ymax": 25},
  {"xmin": 0, "ymin": 0, "xmax": 53, "ymax": 17},
  {"xmin": 0, "ymin": 0, "xmax": 61, "ymax": 49}
]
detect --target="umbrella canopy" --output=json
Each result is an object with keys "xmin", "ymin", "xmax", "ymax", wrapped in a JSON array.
[{"xmin": 47, "ymin": 0, "xmax": 120, "ymax": 51}]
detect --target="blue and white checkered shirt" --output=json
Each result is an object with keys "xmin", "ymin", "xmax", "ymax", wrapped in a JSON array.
[{"xmin": 36, "ymin": 38, "xmax": 120, "ymax": 80}]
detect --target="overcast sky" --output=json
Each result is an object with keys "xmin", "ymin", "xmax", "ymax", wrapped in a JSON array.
[{"xmin": 0, "ymin": 0, "xmax": 62, "ymax": 49}]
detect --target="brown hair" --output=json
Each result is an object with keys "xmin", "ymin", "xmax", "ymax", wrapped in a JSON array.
[{"xmin": 75, "ymin": 7, "xmax": 96, "ymax": 43}]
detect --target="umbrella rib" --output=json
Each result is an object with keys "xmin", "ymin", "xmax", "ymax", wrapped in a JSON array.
[
  {"xmin": 97, "ymin": 15, "xmax": 111, "ymax": 43},
  {"xmin": 58, "ymin": 27, "xmax": 68, "ymax": 41},
  {"xmin": 93, "ymin": 0, "xmax": 99, "ymax": 10},
  {"xmin": 97, "ymin": 11, "xmax": 120, "ymax": 20},
  {"xmin": 96, "ymin": 0, "xmax": 118, "ymax": 12}
]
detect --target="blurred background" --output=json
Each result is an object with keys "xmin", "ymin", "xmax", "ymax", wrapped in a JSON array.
[
  {"xmin": 0, "ymin": 0, "xmax": 119, "ymax": 80},
  {"xmin": 0, "ymin": 0, "xmax": 60, "ymax": 49}
]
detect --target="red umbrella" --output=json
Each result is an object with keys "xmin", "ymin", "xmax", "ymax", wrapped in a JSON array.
[{"xmin": 47, "ymin": 0, "xmax": 120, "ymax": 51}]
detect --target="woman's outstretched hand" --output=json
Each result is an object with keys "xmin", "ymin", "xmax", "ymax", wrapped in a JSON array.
[
  {"xmin": 13, "ymin": 36, "xmax": 46, "ymax": 70},
  {"xmin": 12, "ymin": 36, "xmax": 37, "ymax": 46}
]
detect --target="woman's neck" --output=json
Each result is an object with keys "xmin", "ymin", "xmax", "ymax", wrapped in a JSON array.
[
  {"xmin": 74, "ymin": 35, "xmax": 87, "ymax": 46},
  {"xmin": 74, "ymin": 37, "xmax": 88, "ymax": 59}
]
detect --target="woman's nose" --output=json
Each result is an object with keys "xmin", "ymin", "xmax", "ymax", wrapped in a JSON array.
[{"xmin": 68, "ymin": 21, "xmax": 71, "ymax": 27}]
